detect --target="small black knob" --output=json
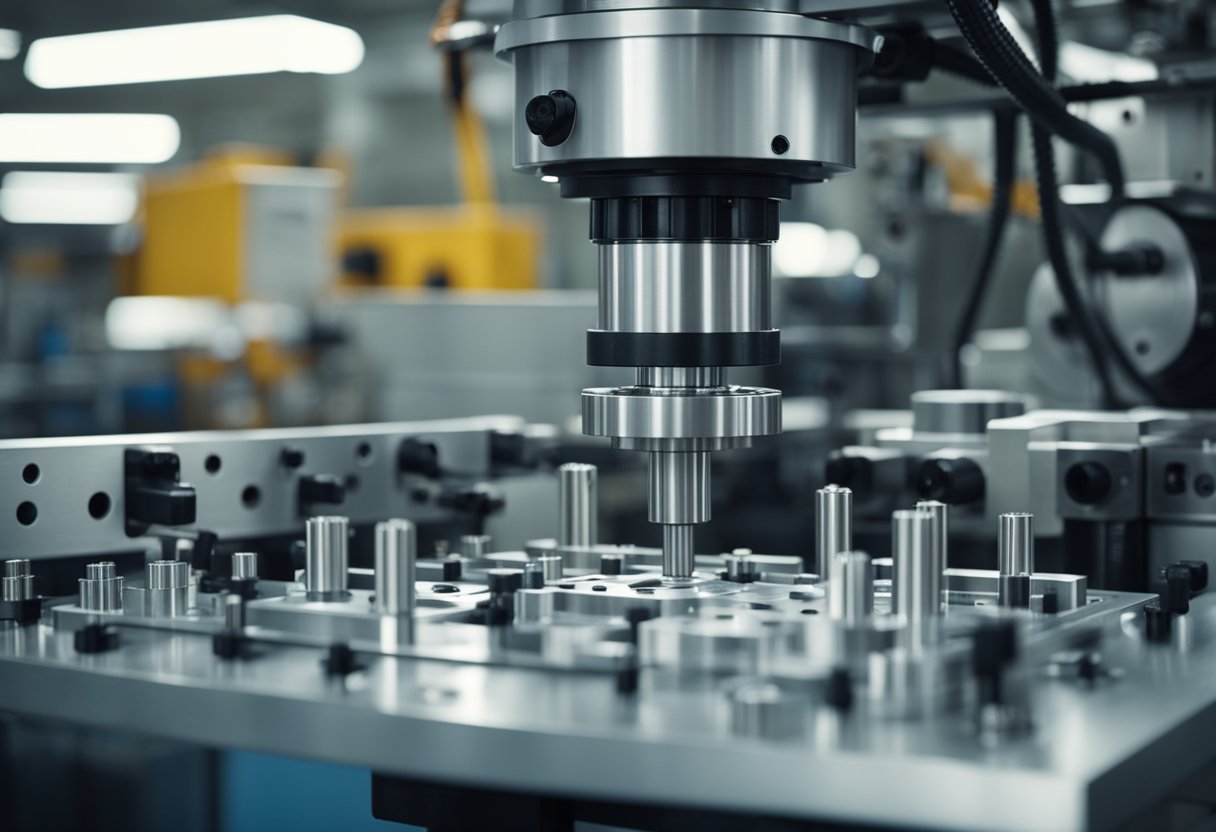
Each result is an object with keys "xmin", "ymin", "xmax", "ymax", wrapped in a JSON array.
[
  {"xmin": 1144, "ymin": 601, "xmax": 1171, "ymax": 643},
  {"xmin": 1166, "ymin": 560, "xmax": 1208, "ymax": 593},
  {"xmin": 1165, "ymin": 565, "xmax": 1192, "ymax": 615},
  {"xmin": 298, "ymin": 474, "xmax": 345, "ymax": 506},
  {"xmin": 323, "ymin": 642, "xmax": 362, "ymax": 677},
  {"xmin": 281, "ymin": 447, "xmax": 306, "ymax": 469},
  {"xmin": 1041, "ymin": 588, "xmax": 1059, "ymax": 615},
  {"xmin": 486, "ymin": 567, "xmax": 523, "ymax": 595},
  {"xmin": 1064, "ymin": 461, "xmax": 1113, "ymax": 506},
  {"xmin": 972, "ymin": 620, "xmax": 1017, "ymax": 705},
  {"xmin": 600, "ymin": 554, "xmax": 623, "ymax": 576},
  {"xmin": 915, "ymin": 456, "xmax": 985, "ymax": 504},
  {"xmin": 525, "ymin": 90, "xmax": 576, "ymax": 147},
  {"xmin": 398, "ymin": 437, "xmax": 440, "ymax": 479}
]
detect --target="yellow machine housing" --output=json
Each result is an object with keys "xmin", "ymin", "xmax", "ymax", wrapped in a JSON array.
[
  {"xmin": 339, "ymin": 205, "xmax": 540, "ymax": 291},
  {"xmin": 136, "ymin": 153, "xmax": 342, "ymax": 303}
]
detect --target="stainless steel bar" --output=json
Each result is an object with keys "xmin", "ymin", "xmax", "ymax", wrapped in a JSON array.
[
  {"xmin": 998, "ymin": 512, "xmax": 1035, "ymax": 576},
  {"xmin": 828, "ymin": 550, "xmax": 873, "ymax": 625},
  {"xmin": 558, "ymin": 462, "xmax": 598, "ymax": 548},
  {"xmin": 374, "ymin": 519, "xmax": 417, "ymax": 621},
  {"xmin": 892, "ymin": 509, "xmax": 939, "ymax": 650},
  {"xmin": 662, "ymin": 524, "xmax": 695, "ymax": 580},
  {"xmin": 306, "ymin": 516, "xmax": 350, "ymax": 600},
  {"xmin": 815, "ymin": 485, "xmax": 852, "ymax": 579}
]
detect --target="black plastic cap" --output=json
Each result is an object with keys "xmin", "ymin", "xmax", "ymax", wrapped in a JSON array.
[
  {"xmin": 74, "ymin": 623, "xmax": 120, "ymax": 654},
  {"xmin": 915, "ymin": 456, "xmax": 986, "ymax": 504},
  {"xmin": 525, "ymin": 90, "xmax": 576, "ymax": 146},
  {"xmin": 1064, "ymin": 462, "xmax": 1114, "ymax": 506}
]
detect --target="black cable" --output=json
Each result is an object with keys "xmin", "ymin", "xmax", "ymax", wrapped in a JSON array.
[
  {"xmin": 951, "ymin": 109, "xmax": 1018, "ymax": 388},
  {"xmin": 1026, "ymin": 0, "xmax": 1169, "ymax": 407},
  {"xmin": 946, "ymin": 0, "xmax": 1167, "ymax": 406},
  {"xmin": 944, "ymin": 0, "xmax": 1125, "ymax": 201}
]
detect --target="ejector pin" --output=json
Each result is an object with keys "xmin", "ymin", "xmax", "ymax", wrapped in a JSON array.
[
  {"xmin": 558, "ymin": 462, "xmax": 598, "ymax": 548},
  {"xmin": 816, "ymin": 485, "xmax": 852, "ymax": 580}
]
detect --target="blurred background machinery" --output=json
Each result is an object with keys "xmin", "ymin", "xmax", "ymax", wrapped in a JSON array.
[{"xmin": 3, "ymin": 0, "xmax": 1216, "ymax": 828}]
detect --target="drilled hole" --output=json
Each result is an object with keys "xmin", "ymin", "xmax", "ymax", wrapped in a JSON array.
[
  {"xmin": 88, "ymin": 492, "xmax": 111, "ymax": 520},
  {"xmin": 16, "ymin": 502, "xmax": 37, "ymax": 526},
  {"xmin": 355, "ymin": 442, "xmax": 374, "ymax": 465},
  {"xmin": 205, "ymin": 455, "xmax": 222, "ymax": 475},
  {"xmin": 241, "ymin": 485, "xmax": 261, "ymax": 509},
  {"xmin": 21, "ymin": 464, "xmax": 39, "ymax": 485},
  {"xmin": 771, "ymin": 134, "xmax": 790, "ymax": 155},
  {"xmin": 345, "ymin": 474, "xmax": 361, "ymax": 493}
]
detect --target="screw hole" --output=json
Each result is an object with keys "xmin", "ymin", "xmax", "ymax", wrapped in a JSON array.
[
  {"xmin": 771, "ymin": 134, "xmax": 790, "ymax": 155},
  {"xmin": 355, "ymin": 442, "xmax": 374, "ymax": 465},
  {"xmin": 241, "ymin": 485, "xmax": 261, "ymax": 509},
  {"xmin": 205, "ymin": 455, "xmax": 222, "ymax": 475},
  {"xmin": 345, "ymin": 474, "xmax": 361, "ymax": 494},
  {"xmin": 16, "ymin": 502, "xmax": 37, "ymax": 526},
  {"xmin": 21, "ymin": 464, "xmax": 39, "ymax": 485},
  {"xmin": 88, "ymin": 492, "xmax": 111, "ymax": 520},
  {"xmin": 1135, "ymin": 340, "xmax": 1151, "ymax": 356}
]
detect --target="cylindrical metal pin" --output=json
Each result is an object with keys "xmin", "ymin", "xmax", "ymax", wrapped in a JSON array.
[
  {"xmin": 558, "ymin": 462, "xmax": 598, "ymax": 547},
  {"xmin": 231, "ymin": 552, "xmax": 258, "ymax": 581},
  {"xmin": 374, "ymin": 519, "xmax": 417, "ymax": 620},
  {"xmin": 80, "ymin": 561, "xmax": 123, "ymax": 612},
  {"xmin": 998, "ymin": 512, "xmax": 1034, "ymax": 576},
  {"xmin": 537, "ymin": 554, "xmax": 563, "ymax": 582},
  {"xmin": 662, "ymin": 524, "xmax": 695, "ymax": 579},
  {"xmin": 915, "ymin": 500, "xmax": 948, "ymax": 611},
  {"xmin": 460, "ymin": 534, "xmax": 492, "ymax": 558},
  {"xmin": 306, "ymin": 516, "xmax": 350, "ymax": 600},
  {"xmin": 892, "ymin": 509, "xmax": 940, "ymax": 648},
  {"xmin": 2, "ymin": 559, "xmax": 34, "ymax": 602},
  {"xmin": 147, "ymin": 560, "xmax": 190, "ymax": 617},
  {"xmin": 828, "ymin": 551, "xmax": 873, "ymax": 625},
  {"xmin": 816, "ymin": 485, "xmax": 852, "ymax": 580},
  {"xmin": 649, "ymin": 451, "xmax": 711, "ymax": 525},
  {"xmin": 224, "ymin": 593, "xmax": 246, "ymax": 630}
]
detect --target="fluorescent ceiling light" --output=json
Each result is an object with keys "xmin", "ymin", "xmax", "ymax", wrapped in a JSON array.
[
  {"xmin": 0, "ymin": 29, "xmax": 19, "ymax": 60},
  {"xmin": 25, "ymin": 15, "xmax": 365, "ymax": 89},
  {"xmin": 0, "ymin": 171, "xmax": 139, "ymax": 225},
  {"xmin": 0, "ymin": 113, "xmax": 180, "ymax": 164}
]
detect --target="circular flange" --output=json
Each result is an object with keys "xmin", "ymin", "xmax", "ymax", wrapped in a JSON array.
[
  {"xmin": 582, "ymin": 385, "xmax": 781, "ymax": 440},
  {"xmin": 496, "ymin": 8, "xmax": 879, "ymax": 54}
]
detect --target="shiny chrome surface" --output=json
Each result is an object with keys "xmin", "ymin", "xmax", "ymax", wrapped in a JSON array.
[
  {"xmin": 460, "ymin": 534, "xmax": 493, "ymax": 558},
  {"xmin": 916, "ymin": 500, "xmax": 949, "ymax": 583},
  {"xmin": 1, "ymin": 559, "xmax": 33, "ymax": 602},
  {"xmin": 79, "ymin": 561, "xmax": 122, "ymax": 612},
  {"xmin": 146, "ymin": 559, "xmax": 190, "ymax": 618},
  {"xmin": 828, "ymin": 550, "xmax": 872, "ymax": 625},
  {"xmin": 306, "ymin": 516, "xmax": 350, "ymax": 601},
  {"xmin": 374, "ymin": 519, "xmax": 417, "ymax": 621},
  {"xmin": 648, "ymin": 451, "xmax": 710, "ymax": 525},
  {"xmin": 558, "ymin": 463, "xmax": 598, "ymax": 548},
  {"xmin": 582, "ymin": 386, "xmax": 780, "ymax": 440},
  {"xmin": 637, "ymin": 368, "xmax": 725, "ymax": 387},
  {"xmin": 892, "ymin": 509, "xmax": 939, "ymax": 650},
  {"xmin": 814, "ymin": 484, "xmax": 852, "ymax": 579},
  {"xmin": 231, "ymin": 552, "xmax": 258, "ymax": 580},
  {"xmin": 662, "ymin": 523, "xmax": 695, "ymax": 579},
  {"xmin": 500, "ymin": 11, "xmax": 869, "ymax": 175},
  {"xmin": 998, "ymin": 512, "xmax": 1035, "ymax": 576},
  {"xmin": 599, "ymin": 243, "xmax": 770, "ymax": 334}
]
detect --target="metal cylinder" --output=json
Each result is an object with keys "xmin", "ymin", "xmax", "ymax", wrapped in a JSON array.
[
  {"xmin": 305, "ymin": 516, "xmax": 350, "ymax": 599},
  {"xmin": 892, "ymin": 509, "xmax": 941, "ymax": 643},
  {"xmin": 637, "ymin": 368, "xmax": 725, "ymax": 388},
  {"xmin": 224, "ymin": 593, "xmax": 246, "ymax": 630},
  {"xmin": 147, "ymin": 559, "xmax": 189, "ymax": 590},
  {"xmin": 515, "ymin": 588, "xmax": 556, "ymax": 624},
  {"xmin": 558, "ymin": 462, "xmax": 598, "ymax": 547},
  {"xmin": 147, "ymin": 560, "xmax": 190, "ymax": 618},
  {"xmin": 537, "ymin": 554, "xmax": 564, "ymax": 582},
  {"xmin": 663, "ymin": 524, "xmax": 695, "ymax": 580},
  {"xmin": 998, "ymin": 573, "xmax": 1031, "ymax": 609},
  {"xmin": 375, "ymin": 519, "xmax": 417, "ymax": 619},
  {"xmin": 231, "ymin": 552, "xmax": 258, "ymax": 581},
  {"xmin": 828, "ymin": 551, "xmax": 873, "ymax": 625},
  {"xmin": 998, "ymin": 512, "xmax": 1035, "ymax": 576},
  {"xmin": 174, "ymin": 538, "xmax": 194, "ymax": 562},
  {"xmin": 460, "ymin": 534, "xmax": 492, "ymax": 558},
  {"xmin": 915, "ymin": 499, "xmax": 949, "ymax": 601},
  {"xmin": 598, "ymin": 242, "xmax": 771, "ymax": 333},
  {"xmin": 910, "ymin": 390, "xmax": 1026, "ymax": 435},
  {"xmin": 79, "ymin": 562, "xmax": 123, "ymax": 612},
  {"xmin": 1, "ymin": 559, "xmax": 33, "ymax": 602},
  {"xmin": 648, "ymin": 451, "xmax": 710, "ymax": 524},
  {"xmin": 815, "ymin": 485, "xmax": 852, "ymax": 580}
]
